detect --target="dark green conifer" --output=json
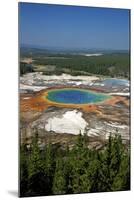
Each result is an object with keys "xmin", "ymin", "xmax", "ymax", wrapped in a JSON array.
[{"xmin": 52, "ymin": 157, "xmax": 66, "ymax": 194}]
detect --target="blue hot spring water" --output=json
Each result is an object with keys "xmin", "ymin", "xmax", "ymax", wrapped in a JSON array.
[
  {"xmin": 101, "ymin": 78, "xmax": 129, "ymax": 87},
  {"xmin": 45, "ymin": 89, "xmax": 110, "ymax": 104}
]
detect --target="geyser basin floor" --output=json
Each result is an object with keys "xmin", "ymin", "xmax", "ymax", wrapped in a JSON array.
[{"xmin": 44, "ymin": 88, "xmax": 111, "ymax": 105}]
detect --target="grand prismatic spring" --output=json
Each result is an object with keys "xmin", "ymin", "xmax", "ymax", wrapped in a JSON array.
[{"xmin": 44, "ymin": 88, "xmax": 111, "ymax": 105}]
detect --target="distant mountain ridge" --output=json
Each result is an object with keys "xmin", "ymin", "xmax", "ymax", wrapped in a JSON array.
[
  {"xmin": 20, "ymin": 44, "xmax": 129, "ymax": 53},
  {"xmin": 20, "ymin": 44, "xmax": 129, "ymax": 55}
]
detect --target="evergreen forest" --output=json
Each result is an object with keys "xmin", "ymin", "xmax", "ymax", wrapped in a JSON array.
[{"xmin": 20, "ymin": 132, "xmax": 130, "ymax": 197}]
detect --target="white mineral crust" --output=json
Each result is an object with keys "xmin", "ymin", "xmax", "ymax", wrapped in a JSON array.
[{"xmin": 45, "ymin": 110, "xmax": 88, "ymax": 135}]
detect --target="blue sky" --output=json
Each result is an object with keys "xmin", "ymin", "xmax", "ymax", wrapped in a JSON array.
[{"xmin": 19, "ymin": 3, "xmax": 130, "ymax": 50}]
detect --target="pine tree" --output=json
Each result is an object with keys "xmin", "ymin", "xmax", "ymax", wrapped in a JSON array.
[
  {"xmin": 43, "ymin": 143, "xmax": 55, "ymax": 194},
  {"xmin": 110, "ymin": 134, "xmax": 123, "ymax": 179},
  {"xmin": 28, "ymin": 131, "xmax": 46, "ymax": 196},
  {"xmin": 52, "ymin": 156, "xmax": 66, "ymax": 195},
  {"xmin": 20, "ymin": 144, "xmax": 29, "ymax": 197},
  {"xmin": 68, "ymin": 133, "xmax": 91, "ymax": 193},
  {"xmin": 28, "ymin": 132, "xmax": 42, "ymax": 177},
  {"xmin": 63, "ymin": 144, "xmax": 73, "ymax": 194},
  {"xmin": 112, "ymin": 150, "xmax": 130, "ymax": 191},
  {"xmin": 89, "ymin": 151, "xmax": 103, "ymax": 192},
  {"xmin": 100, "ymin": 133, "xmax": 127, "ymax": 192},
  {"xmin": 101, "ymin": 133, "xmax": 113, "ymax": 191},
  {"xmin": 44, "ymin": 143, "xmax": 54, "ymax": 175}
]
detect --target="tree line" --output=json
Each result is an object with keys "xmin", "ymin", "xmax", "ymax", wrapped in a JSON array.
[
  {"xmin": 33, "ymin": 54, "xmax": 130, "ymax": 78},
  {"xmin": 20, "ymin": 131, "xmax": 130, "ymax": 197}
]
